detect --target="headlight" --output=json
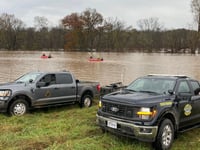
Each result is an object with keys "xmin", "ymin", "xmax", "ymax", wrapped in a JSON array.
[
  {"xmin": 137, "ymin": 107, "xmax": 157, "ymax": 120},
  {"xmin": 98, "ymin": 100, "xmax": 102, "ymax": 108},
  {"xmin": 0, "ymin": 90, "xmax": 11, "ymax": 99}
]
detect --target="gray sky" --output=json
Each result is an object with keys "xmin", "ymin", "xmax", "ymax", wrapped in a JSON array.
[{"xmin": 0, "ymin": 0, "xmax": 195, "ymax": 29}]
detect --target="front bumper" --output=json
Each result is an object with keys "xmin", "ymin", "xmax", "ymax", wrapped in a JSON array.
[
  {"xmin": 96, "ymin": 114, "xmax": 158, "ymax": 142},
  {"xmin": 0, "ymin": 100, "xmax": 8, "ymax": 113}
]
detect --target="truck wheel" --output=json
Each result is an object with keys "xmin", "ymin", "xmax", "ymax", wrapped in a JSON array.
[
  {"xmin": 101, "ymin": 127, "xmax": 106, "ymax": 133},
  {"xmin": 9, "ymin": 99, "xmax": 29, "ymax": 116},
  {"xmin": 154, "ymin": 119, "xmax": 174, "ymax": 150},
  {"xmin": 81, "ymin": 95, "xmax": 92, "ymax": 107}
]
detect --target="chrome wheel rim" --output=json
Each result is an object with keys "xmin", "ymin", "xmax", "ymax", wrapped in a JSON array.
[
  {"xmin": 13, "ymin": 103, "xmax": 26, "ymax": 116},
  {"xmin": 162, "ymin": 124, "xmax": 172, "ymax": 147},
  {"xmin": 84, "ymin": 97, "xmax": 91, "ymax": 107}
]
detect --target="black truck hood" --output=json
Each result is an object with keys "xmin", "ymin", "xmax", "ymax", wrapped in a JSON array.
[{"xmin": 102, "ymin": 90, "xmax": 171, "ymax": 105}]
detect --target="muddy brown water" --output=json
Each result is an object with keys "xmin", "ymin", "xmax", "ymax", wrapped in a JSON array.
[{"xmin": 0, "ymin": 51, "xmax": 200, "ymax": 86}]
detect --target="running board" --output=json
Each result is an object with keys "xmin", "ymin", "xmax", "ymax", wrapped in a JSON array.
[{"xmin": 179, "ymin": 124, "xmax": 200, "ymax": 133}]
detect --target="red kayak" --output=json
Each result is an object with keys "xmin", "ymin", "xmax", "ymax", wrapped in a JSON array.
[
  {"xmin": 41, "ymin": 55, "xmax": 49, "ymax": 59},
  {"xmin": 88, "ymin": 58, "xmax": 103, "ymax": 62},
  {"xmin": 41, "ymin": 55, "xmax": 52, "ymax": 59}
]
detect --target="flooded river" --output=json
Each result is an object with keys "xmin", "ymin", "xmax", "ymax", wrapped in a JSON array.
[{"xmin": 0, "ymin": 51, "xmax": 200, "ymax": 85}]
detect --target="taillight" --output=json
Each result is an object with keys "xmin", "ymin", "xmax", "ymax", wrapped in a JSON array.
[{"xmin": 97, "ymin": 84, "xmax": 101, "ymax": 92}]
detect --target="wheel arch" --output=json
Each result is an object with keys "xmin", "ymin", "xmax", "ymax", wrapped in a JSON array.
[
  {"xmin": 158, "ymin": 111, "xmax": 178, "ymax": 133},
  {"xmin": 7, "ymin": 94, "xmax": 32, "ymax": 111},
  {"xmin": 81, "ymin": 89, "xmax": 94, "ymax": 100}
]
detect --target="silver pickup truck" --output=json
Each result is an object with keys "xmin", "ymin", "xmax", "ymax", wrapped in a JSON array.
[{"xmin": 0, "ymin": 71, "xmax": 100, "ymax": 116}]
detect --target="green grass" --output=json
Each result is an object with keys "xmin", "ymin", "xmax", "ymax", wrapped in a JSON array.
[{"xmin": 0, "ymin": 100, "xmax": 200, "ymax": 150}]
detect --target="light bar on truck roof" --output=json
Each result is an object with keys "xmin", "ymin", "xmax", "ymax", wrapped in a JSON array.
[{"xmin": 148, "ymin": 74, "xmax": 189, "ymax": 78}]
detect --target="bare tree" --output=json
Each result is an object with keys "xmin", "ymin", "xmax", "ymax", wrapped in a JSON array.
[
  {"xmin": 191, "ymin": 0, "xmax": 200, "ymax": 52},
  {"xmin": 137, "ymin": 17, "xmax": 163, "ymax": 52},
  {"xmin": 0, "ymin": 13, "xmax": 24, "ymax": 50},
  {"xmin": 33, "ymin": 16, "xmax": 50, "ymax": 49},
  {"xmin": 137, "ymin": 17, "xmax": 163, "ymax": 31},
  {"xmin": 81, "ymin": 8, "xmax": 103, "ymax": 49},
  {"xmin": 34, "ymin": 16, "xmax": 49, "ymax": 31},
  {"xmin": 191, "ymin": 0, "xmax": 200, "ymax": 32}
]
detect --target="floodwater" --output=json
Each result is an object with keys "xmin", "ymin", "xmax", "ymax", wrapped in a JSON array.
[{"xmin": 0, "ymin": 51, "xmax": 200, "ymax": 85}]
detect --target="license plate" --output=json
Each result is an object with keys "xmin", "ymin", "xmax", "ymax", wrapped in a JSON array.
[{"xmin": 107, "ymin": 120, "xmax": 117, "ymax": 129}]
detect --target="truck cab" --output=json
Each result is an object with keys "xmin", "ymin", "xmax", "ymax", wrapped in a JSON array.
[
  {"xmin": 97, "ymin": 74, "xmax": 200, "ymax": 150},
  {"xmin": 33, "ymin": 72, "xmax": 77, "ymax": 106}
]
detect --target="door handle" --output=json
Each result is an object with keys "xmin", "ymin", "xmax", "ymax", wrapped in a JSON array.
[
  {"xmin": 71, "ymin": 86, "xmax": 75, "ymax": 89},
  {"xmin": 54, "ymin": 87, "xmax": 59, "ymax": 90}
]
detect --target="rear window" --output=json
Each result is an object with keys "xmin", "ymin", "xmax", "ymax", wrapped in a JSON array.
[
  {"xmin": 190, "ymin": 81, "xmax": 200, "ymax": 91},
  {"xmin": 56, "ymin": 74, "xmax": 73, "ymax": 84},
  {"xmin": 178, "ymin": 81, "xmax": 191, "ymax": 93}
]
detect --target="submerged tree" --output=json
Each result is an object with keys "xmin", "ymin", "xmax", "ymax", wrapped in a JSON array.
[
  {"xmin": 137, "ymin": 17, "xmax": 163, "ymax": 52},
  {"xmin": 34, "ymin": 16, "xmax": 50, "ymax": 49}
]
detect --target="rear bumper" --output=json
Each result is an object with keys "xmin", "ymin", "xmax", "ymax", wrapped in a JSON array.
[{"xmin": 96, "ymin": 114, "xmax": 158, "ymax": 142}]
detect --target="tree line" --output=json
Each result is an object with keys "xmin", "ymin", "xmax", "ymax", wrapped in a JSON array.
[
  {"xmin": 0, "ymin": 1, "xmax": 200, "ymax": 53},
  {"xmin": 0, "ymin": 14, "xmax": 65, "ymax": 51}
]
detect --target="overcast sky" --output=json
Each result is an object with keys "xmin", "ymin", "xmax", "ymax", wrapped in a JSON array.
[{"xmin": 0, "ymin": 0, "xmax": 196, "ymax": 30}]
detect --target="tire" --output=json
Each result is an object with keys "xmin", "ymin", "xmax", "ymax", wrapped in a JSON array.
[
  {"xmin": 9, "ymin": 99, "xmax": 29, "ymax": 116},
  {"xmin": 101, "ymin": 128, "xmax": 106, "ymax": 133},
  {"xmin": 81, "ymin": 95, "xmax": 92, "ymax": 108},
  {"xmin": 154, "ymin": 119, "xmax": 174, "ymax": 150}
]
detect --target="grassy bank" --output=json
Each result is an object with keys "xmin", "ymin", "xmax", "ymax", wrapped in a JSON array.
[{"xmin": 0, "ymin": 101, "xmax": 200, "ymax": 150}]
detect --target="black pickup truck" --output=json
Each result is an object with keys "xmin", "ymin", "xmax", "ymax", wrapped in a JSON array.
[
  {"xmin": 0, "ymin": 71, "xmax": 100, "ymax": 116},
  {"xmin": 97, "ymin": 74, "xmax": 200, "ymax": 150}
]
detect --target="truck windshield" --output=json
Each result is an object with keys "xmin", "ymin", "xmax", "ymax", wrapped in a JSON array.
[
  {"xmin": 15, "ymin": 72, "xmax": 42, "ymax": 83},
  {"xmin": 126, "ymin": 78, "xmax": 176, "ymax": 94}
]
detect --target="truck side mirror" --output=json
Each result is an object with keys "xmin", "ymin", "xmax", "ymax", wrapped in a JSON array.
[
  {"xmin": 29, "ymin": 79, "xmax": 33, "ymax": 83},
  {"xmin": 76, "ymin": 79, "xmax": 80, "ymax": 83},
  {"xmin": 168, "ymin": 90, "xmax": 174, "ymax": 95},
  {"xmin": 194, "ymin": 88, "xmax": 200, "ymax": 95},
  {"xmin": 36, "ymin": 81, "xmax": 46, "ymax": 88}
]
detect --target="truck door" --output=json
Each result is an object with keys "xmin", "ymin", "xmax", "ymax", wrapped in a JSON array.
[
  {"xmin": 189, "ymin": 81, "xmax": 200, "ymax": 124},
  {"xmin": 34, "ymin": 74, "xmax": 58, "ymax": 106},
  {"xmin": 177, "ymin": 80, "xmax": 197, "ymax": 128},
  {"xmin": 54, "ymin": 73, "xmax": 76, "ymax": 102}
]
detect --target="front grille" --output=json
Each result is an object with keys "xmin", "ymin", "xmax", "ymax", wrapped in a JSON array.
[{"xmin": 102, "ymin": 101, "xmax": 139, "ymax": 119}]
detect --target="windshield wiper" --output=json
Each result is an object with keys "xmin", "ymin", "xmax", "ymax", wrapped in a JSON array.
[
  {"xmin": 15, "ymin": 81, "xmax": 24, "ymax": 83},
  {"xmin": 138, "ymin": 90, "xmax": 158, "ymax": 94},
  {"xmin": 125, "ymin": 89, "xmax": 136, "ymax": 92}
]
